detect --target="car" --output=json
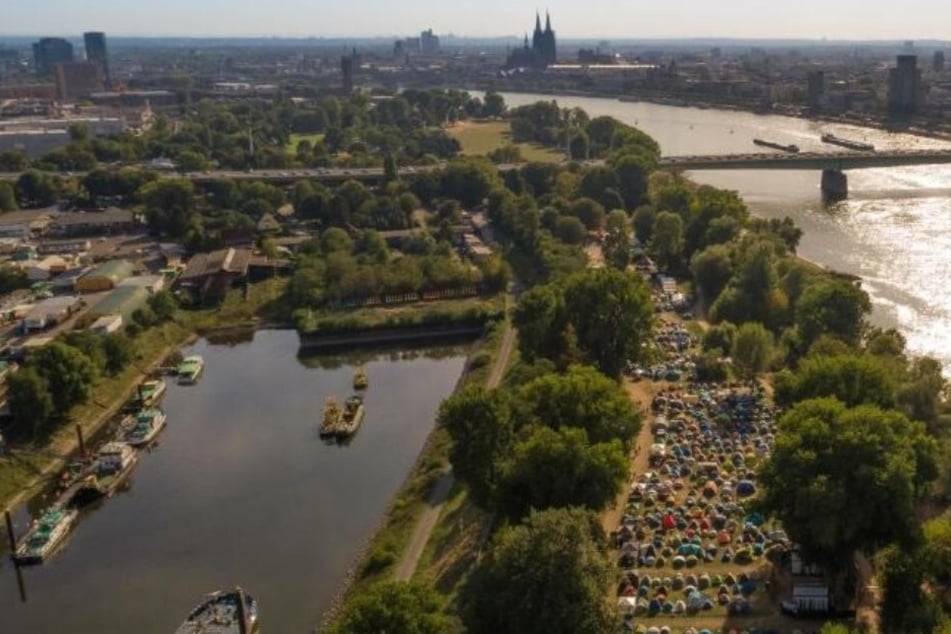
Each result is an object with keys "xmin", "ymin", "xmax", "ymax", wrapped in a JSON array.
[{"xmin": 780, "ymin": 600, "xmax": 800, "ymax": 617}]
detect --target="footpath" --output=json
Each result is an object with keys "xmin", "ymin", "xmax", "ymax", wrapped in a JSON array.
[{"xmin": 393, "ymin": 321, "xmax": 516, "ymax": 581}]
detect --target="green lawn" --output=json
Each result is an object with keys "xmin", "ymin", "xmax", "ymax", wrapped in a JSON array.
[
  {"xmin": 447, "ymin": 121, "xmax": 564, "ymax": 163},
  {"xmin": 286, "ymin": 133, "xmax": 325, "ymax": 155}
]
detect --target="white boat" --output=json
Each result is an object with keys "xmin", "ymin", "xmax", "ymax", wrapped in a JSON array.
[
  {"xmin": 175, "ymin": 588, "xmax": 259, "ymax": 634},
  {"xmin": 12, "ymin": 507, "xmax": 79, "ymax": 565},
  {"xmin": 71, "ymin": 442, "xmax": 140, "ymax": 503},
  {"xmin": 124, "ymin": 409, "xmax": 167, "ymax": 447},
  {"xmin": 136, "ymin": 379, "xmax": 168, "ymax": 406},
  {"xmin": 177, "ymin": 355, "xmax": 204, "ymax": 385}
]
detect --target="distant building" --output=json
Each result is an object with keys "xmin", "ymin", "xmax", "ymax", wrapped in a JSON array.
[
  {"xmin": 341, "ymin": 54, "xmax": 355, "ymax": 94},
  {"xmin": 32, "ymin": 37, "xmax": 75, "ymax": 77},
  {"xmin": 420, "ymin": 29, "xmax": 440, "ymax": 55},
  {"xmin": 179, "ymin": 247, "xmax": 252, "ymax": 303},
  {"xmin": 888, "ymin": 55, "xmax": 925, "ymax": 119},
  {"xmin": 806, "ymin": 70, "xmax": 827, "ymax": 113},
  {"xmin": 83, "ymin": 32, "xmax": 110, "ymax": 85},
  {"xmin": 76, "ymin": 259, "xmax": 134, "ymax": 293},
  {"xmin": 48, "ymin": 208, "xmax": 135, "ymax": 237},
  {"xmin": 54, "ymin": 61, "xmax": 104, "ymax": 101},
  {"xmin": 935, "ymin": 51, "xmax": 946, "ymax": 73},
  {"xmin": 506, "ymin": 12, "xmax": 557, "ymax": 69}
]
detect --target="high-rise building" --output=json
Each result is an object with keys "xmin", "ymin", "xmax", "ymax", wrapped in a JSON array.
[
  {"xmin": 341, "ymin": 55, "xmax": 354, "ymax": 94},
  {"xmin": 83, "ymin": 32, "xmax": 110, "ymax": 85},
  {"xmin": 888, "ymin": 55, "xmax": 925, "ymax": 119},
  {"xmin": 420, "ymin": 29, "xmax": 440, "ymax": 55},
  {"xmin": 806, "ymin": 70, "xmax": 827, "ymax": 113},
  {"xmin": 935, "ymin": 51, "xmax": 946, "ymax": 73},
  {"xmin": 32, "ymin": 37, "xmax": 74, "ymax": 77},
  {"xmin": 54, "ymin": 61, "xmax": 104, "ymax": 101}
]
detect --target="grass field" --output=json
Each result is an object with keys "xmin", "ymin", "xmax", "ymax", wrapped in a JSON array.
[
  {"xmin": 286, "ymin": 133, "xmax": 325, "ymax": 155},
  {"xmin": 447, "ymin": 120, "xmax": 563, "ymax": 163}
]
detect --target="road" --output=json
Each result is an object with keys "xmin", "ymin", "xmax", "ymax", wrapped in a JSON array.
[{"xmin": 393, "ymin": 320, "xmax": 516, "ymax": 582}]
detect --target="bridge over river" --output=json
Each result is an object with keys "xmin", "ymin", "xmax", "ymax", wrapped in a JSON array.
[{"xmin": 3, "ymin": 149, "xmax": 951, "ymax": 201}]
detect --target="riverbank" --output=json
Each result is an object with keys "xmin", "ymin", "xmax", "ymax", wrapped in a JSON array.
[{"xmin": 316, "ymin": 299, "xmax": 517, "ymax": 631}]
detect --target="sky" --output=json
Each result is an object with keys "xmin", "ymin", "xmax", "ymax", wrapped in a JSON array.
[{"xmin": 3, "ymin": 0, "xmax": 951, "ymax": 40}]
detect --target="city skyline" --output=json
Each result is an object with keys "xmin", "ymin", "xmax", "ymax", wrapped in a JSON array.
[{"xmin": 3, "ymin": 0, "xmax": 951, "ymax": 40}]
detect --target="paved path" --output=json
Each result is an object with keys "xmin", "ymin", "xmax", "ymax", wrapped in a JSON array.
[{"xmin": 393, "ymin": 321, "xmax": 516, "ymax": 581}]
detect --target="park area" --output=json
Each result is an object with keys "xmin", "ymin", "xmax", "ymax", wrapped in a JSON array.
[{"xmin": 446, "ymin": 120, "xmax": 563, "ymax": 163}]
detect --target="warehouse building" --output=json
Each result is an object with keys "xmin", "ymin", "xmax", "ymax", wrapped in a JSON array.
[{"xmin": 75, "ymin": 260, "xmax": 134, "ymax": 293}]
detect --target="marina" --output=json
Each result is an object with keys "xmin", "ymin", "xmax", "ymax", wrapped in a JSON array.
[{"xmin": 0, "ymin": 330, "xmax": 467, "ymax": 633}]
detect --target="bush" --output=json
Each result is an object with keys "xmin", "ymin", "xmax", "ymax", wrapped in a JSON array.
[
  {"xmin": 469, "ymin": 351, "xmax": 492, "ymax": 370},
  {"xmin": 359, "ymin": 545, "xmax": 397, "ymax": 578}
]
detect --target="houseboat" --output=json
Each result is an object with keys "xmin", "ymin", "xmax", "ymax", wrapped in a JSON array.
[
  {"xmin": 136, "ymin": 379, "xmax": 167, "ymax": 406},
  {"xmin": 319, "ymin": 397, "xmax": 343, "ymax": 438},
  {"xmin": 336, "ymin": 395, "xmax": 365, "ymax": 438},
  {"xmin": 174, "ymin": 588, "xmax": 259, "ymax": 634},
  {"xmin": 177, "ymin": 355, "xmax": 205, "ymax": 385},
  {"xmin": 124, "ymin": 408, "xmax": 167, "ymax": 447},
  {"xmin": 12, "ymin": 507, "xmax": 79, "ymax": 565}
]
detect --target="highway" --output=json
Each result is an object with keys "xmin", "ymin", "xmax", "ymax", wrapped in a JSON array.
[{"xmin": 4, "ymin": 150, "xmax": 951, "ymax": 185}]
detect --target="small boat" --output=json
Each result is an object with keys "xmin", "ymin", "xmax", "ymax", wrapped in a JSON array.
[
  {"xmin": 337, "ymin": 395, "xmax": 365, "ymax": 438},
  {"xmin": 175, "ymin": 587, "xmax": 259, "ymax": 634},
  {"xmin": 124, "ymin": 409, "xmax": 167, "ymax": 447},
  {"xmin": 177, "ymin": 355, "xmax": 204, "ymax": 385},
  {"xmin": 319, "ymin": 397, "xmax": 343, "ymax": 438},
  {"xmin": 12, "ymin": 507, "xmax": 79, "ymax": 565},
  {"xmin": 820, "ymin": 133, "xmax": 875, "ymax": 151},
  {"xmin": 136, "ymin": 379, "xmax": 167, "ymax": 406},
  {"xmin": 753, "ymin": 138, "xmax": 800, "ymax": 153},
  {"xmin": 353, "ymin": 367, "xmax": 369, "ymax": 390}
]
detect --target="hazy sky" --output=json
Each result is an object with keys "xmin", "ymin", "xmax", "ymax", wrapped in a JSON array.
[{"xmin": 3, "ymin": 0, "xmax": 951, "ymax": 40}]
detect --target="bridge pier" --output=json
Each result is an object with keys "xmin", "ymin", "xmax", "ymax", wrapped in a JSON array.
[{"xmin": 821, "ymin": 169, "xmax": 848, "ymax": 203}]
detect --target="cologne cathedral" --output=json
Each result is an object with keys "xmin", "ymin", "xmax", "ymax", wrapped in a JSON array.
[{"xmin": 506, "ymin": 12, "xmax": 557, "ymax": 69}]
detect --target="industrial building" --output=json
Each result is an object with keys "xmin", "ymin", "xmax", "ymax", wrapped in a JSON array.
[
  {"xmin": 22, "ymin": 295, "xmax": 83, "ymax": 331},
  {"xmin": 75, "ymin": 260, "xmax": 134, "ymax": 293},
  {"xmin": 87, "ymin": 285, "xmax": 149, "ymax": 321}
]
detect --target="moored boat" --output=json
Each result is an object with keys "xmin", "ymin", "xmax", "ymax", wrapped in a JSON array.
[
  {"xmin": 177, "ymin": 355, "xmax": 205, "ymax": 385},
  {"xmin": 80, "ymin": 442, "xmax": 139, "ymax": 499},
  {"xmin": 337, "ymin": 395, "xmax": 365, "ymax": 438},
  {"xmin": 820, "ymin": 133, "xmax": 876, "ymax": 151},
  {"xmin": 12, "ymin": 507, "xmax": 79, "ymax": 565},
  {"xmin": 174, "ymin": 587, "xmax": 259, "ymax": 634},
  {"xmin": 124, "ymin": 408, "xmax": 167, "ymax": 447},
  {"xmin": 136, "ymin": 379, "xmax": 168, "ymax": 406},
  {"xmin": 319, "ymin": 397, "xmax": 343, "ymax": 437},
  {"xmin": 353, "ymin": 366, "xmax": 369, "ymax": 390}
]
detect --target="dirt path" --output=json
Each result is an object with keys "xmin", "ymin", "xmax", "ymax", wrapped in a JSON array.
[{"xmin": 394, "ymin": 323, "xmax": 516, "ymax": 581}]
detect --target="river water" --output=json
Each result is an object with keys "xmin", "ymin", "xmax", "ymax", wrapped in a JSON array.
[
  {"xmin": 501, "ymin": 92, "xmax": 951, "ymax": 372},
  {"xmin": 0, "ymin": 330, "xmax": 467, "ymax": 633}
]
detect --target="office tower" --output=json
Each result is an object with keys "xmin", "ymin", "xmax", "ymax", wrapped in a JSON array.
[
  {"xmin": 83, "ymin": 32, "xmax": 111, "ymax": 85},
  {"xmin": 420, "ymin": 29, "xmax": 440, "ymax": 55},
  {"xmin": 32, "ymin": 37, "xmax": 74, "ymax": 77},
  {"xmin": 806, "ymin": 71, "xmax": 827, "ymax": 113},
  {"xmin": 54, "ymin": 61, "xmax": 104, "ymax": 101},
  {"xmin": 888, "ymin": 55, "xmax": 925, "ymax": 119},
  {"xmin": 341, "ymin": 55, "xmax": 354, "ymax": 94},
  {"xmin": 935, "ymin": 51, "xmax": 946, "ymax": 73}
]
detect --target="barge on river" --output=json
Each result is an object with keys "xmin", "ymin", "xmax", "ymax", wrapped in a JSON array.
[
  {"xmin": 753, "ymin": 138, "xmax": 800, "ymax": 153},
  {"xmin": 820, "ymin": 133, "xmax": 875, "ymax": 152},
  {"xmin": 174, "ymin": 587, "xmax": 259, "ymax": 634}
]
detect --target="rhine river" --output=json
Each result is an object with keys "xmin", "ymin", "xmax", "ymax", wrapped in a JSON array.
[
  {"xmin": 0, "ymin": 330, "xmax": 467, "ymax": 633},
  {"xmin": 501, "ymin": 92, "xmax": 951, "ymax": 373}
]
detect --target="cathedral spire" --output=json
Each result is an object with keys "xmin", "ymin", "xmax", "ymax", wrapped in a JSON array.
[
  {"xmin": 545, "ymin": 11, "xmax": 552, "ymax": 33},
  {"xmin": 535, "ymin": 11, "xmax": 542, "ymax": 34}
]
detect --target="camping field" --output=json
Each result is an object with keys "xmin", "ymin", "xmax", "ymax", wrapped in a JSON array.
[{"xmin": 446, "ymin": 120, "xmax": 563, "ymax": 163}]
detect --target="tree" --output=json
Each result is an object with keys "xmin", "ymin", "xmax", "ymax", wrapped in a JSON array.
[
  {"xmin": 759, "ymin": 398, "xmax": 938, "ymax": 569},
  {"xmin": 0, "ymin": 181, "xmax": 17, "ymax": 212},
  {"xmin": 101, "ymin": 333, "xmax": 135, "ymax": 376},
  {"xmin": 495, "ymin": 426, "xmax": 628, "ymax": 520},
  {"xmin": 602, "ymin": 209, "xmax": 632, "ymax": 270},
  {"xmin": 440, "ymin": 157, "xmax": 502, "ymax": 207},
  {"xmin": 691, "ymin": 244, "xmax": 734, "ymax": 303},
  {"xmin": 482, "ymin": 91, "xmax": 506, "ymax": 117},
  {"xmin": 730, "ymin": 322, "xmax": 774, "ymax": 381},
  {"xmin": 878, "ymin": 545, "xmax": 944, "ymax": 634},
  {"xmin": 796, "ymin": 279, "xmax": 871, "ymax": 348},
  {"xmin": 568, "ymin": 197, "xmax": 605, "ymax": 231},
  {"xmin": 515, "ymin": 365, "xmax": 641, "ymax": 446},
  {"xmin": 631, "ymin": 205, "xmax": 656, "ymax": 244},
  {"xmin": 554, "ymin": 215, "xmax": 587, "ymax": 245},
  {"xmin": 32, "ymin": 342, "xmax": 99, "ymax": 413},
  {"xmin": 462, "ymin": 507, "xmax": 614, "ymax": 634},
  {"xmin": 321, "ymin": 227, "xmax": 353, "ymax": 253},
  {"xmin": 650, "ymin": 211, "xmax": 684, "ymax": 272},
  {"xmin": 149, "ymin": 290, "xmax": 179, "ymax": 322},
  {"xmin": 16, "ymin": 170, "xmax": 61, "ymax": 207},
  {"xmin": 438, "ymin": 387, "xmax": 514, "ymax": 508},
  {"xmin": 774, "ymin": 354, "xmax": 897, "ymax": 409},
  {"xmin": 330, "ymin": 581, "xmax": 452, "ymax": 634},
  {"xmin": 6, "ymin": 368, "xmax": 53, "ymax": 439},
  {"xmin": 176, "ymin": 150, "xmax": 209, "ymax": 172},
  {"xmin": 139, "ymin": 179, "xmax": 196, "ymax": 238},
  {"xmin": 613, "ymin": 154, "xmax": 650, "ymax": 209},
  {"xmin": 513, "ymin": 284, "xmax": 570, "ymax": 366}
]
